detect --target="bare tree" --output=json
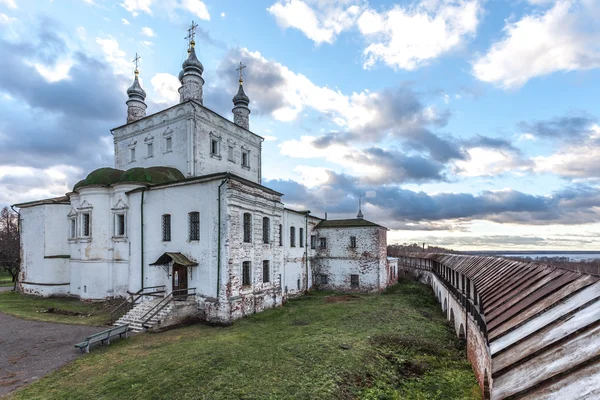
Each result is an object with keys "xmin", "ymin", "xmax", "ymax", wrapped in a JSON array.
[{"xmin": 0, "ymin": 206, "xmax": 20, "ymax": 290}]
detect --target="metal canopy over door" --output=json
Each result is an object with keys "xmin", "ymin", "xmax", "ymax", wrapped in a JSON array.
[{"xmin": 172, "ymin": 264, "xmax": 188, "ymax": 296}]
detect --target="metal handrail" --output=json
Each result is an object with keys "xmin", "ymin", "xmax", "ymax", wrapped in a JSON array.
[
  {"xmin": 140, "ymin": 288, "xmax": 196, "ymax": 329},
  {"xmin": 110, "ymin": 285, "xmax": 166, "ymax": 322}
]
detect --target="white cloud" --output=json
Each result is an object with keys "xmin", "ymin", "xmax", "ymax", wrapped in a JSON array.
[
  {"xmin": 533, "ymin": 125, "xmax": 600, "ymax": 178},
  {"xmin": 122, "ymin": 18, "xmax": 130, "ymax": 25},
  {"xmin": 141, "ymin": 40, "xmax": 153, "ymax": 47},
  {"xmin": 0, "ymin": 12, "xmax": 16, "ymax": 24},
  {"xmin": 0, "ymin": 0, "xmax": 17, "ymax": 9},
  {"xmin": 263, "ymin": 135, "xmax": 277, "ymax": 141},
  {"xmin": 26, "ymin": 58, "xmax": 74, "ymax": 83},
  {"xmin": 220, "ymin": 11, "xmax": 225, "ymax": 18},
  {"xmin": 150, "ymin": 73, "xmax": 180, "ymax": 104},
  {"xmin": 359, "ymin": 0, "xmax": 481, "ymax": 70},
  {"xmin": 472, "ymin": 1, "xmax": 600, "ymax": 89},
  {"xmin": 268, "ymin": 0, "xmax": 362, "ymax": 45},
  {"xmin": 518, "ymin": 133, "xmax": 536, "ymax": 141},
  {"xmin": 120, "ymin": 0, "xmax": 154, "ymax": 16},
  {"xmin": 141, "ymin": 26, "xmax": 156, "ymax": 37},
  {"xmin": 96, "ymin": 36, "xmax": 131, "ymax": 76},
  {"xmin": 454, "ymin": 147, "xmax": 530, "ymax": 177},
  {"xmin": 180, "ymin": 0, "xmax": 210, "ymax": 20}
]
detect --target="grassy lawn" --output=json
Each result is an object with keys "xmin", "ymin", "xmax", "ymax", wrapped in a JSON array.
[
  {"xmin": 0, "ymin": 270, "xmax": 14, "ymax": 287},
  {"xmin": 0, "ymin": 291, "xmax": 116, "ymax": 326},
  {"xmin": 9, "ymin": 281, "xmax": 481, "ymax": 400}
]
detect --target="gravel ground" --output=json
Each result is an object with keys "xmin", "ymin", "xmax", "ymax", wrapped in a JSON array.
[{"xmin": 0, "ymin": 312, "xmax": 103, "ymax": 397}]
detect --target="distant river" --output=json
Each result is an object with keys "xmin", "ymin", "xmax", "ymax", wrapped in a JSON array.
[{"xmin": 500, "ymin": 253, "xmax": 600, "ymax": 262}]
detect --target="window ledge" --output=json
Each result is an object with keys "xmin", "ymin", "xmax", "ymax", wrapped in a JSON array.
[
  {"xmin": 80, "ymin": 237, "xmax": 92, "ymax": 243},
  {"xmin": 242, "ymin": 165, "xmax": 250, "ymax": 170},
  {"xmin": 68, "ymin": 238, "xmax": 78, "ymax": 243},
  {"xmin": 211, "ymin": 154, "xmax": 222, "ymax": 160},
  {"xmin": 163, "ymin": 150, "xmax": 173, "ymax": 154},
  {"xmin": 112, "ymin": 236, "xmax": 128, "ymax": 242}
]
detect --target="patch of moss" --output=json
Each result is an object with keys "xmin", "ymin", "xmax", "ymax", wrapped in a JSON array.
[{"xmin": 73, "ymin": 166, "xmax": 184, "ymax": 191}]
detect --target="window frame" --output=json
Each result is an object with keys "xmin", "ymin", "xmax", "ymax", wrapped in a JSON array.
[
  {"xmin": 350, "ymin": 236, "xmax": 357, "ymax": 248},
  {"xmin": 69, "ymin": 217, "xmax": 77, "ymax": 239},
  {"xmin": 262, "ymin": 260, "xmax": 270, "ymax": 283},
  {"xmin": 290, "ymin": 226, "xmax": 296, "ymax": 247},
  {"xmin": 129, "ymin": 147, "xmax": 136, "ymax": 163},
  {"xmin": 243, "ymin": 213, "xmax": 252, "ymax": 243},
  {"xmin": 351, "ymin": 274, "xmax": 359, "ymax": 288},
  {"xmin": 310, "ymin": 235, "xmax": 316, "ymax": 249},
  {"xmin": 241, "ymin": 149, "xmax": 250, "ymax": 169},
  {"xmin": 319, "ymin": 237, "xmax": 327, "ymax": 249},
  {"xmin": 242, "ymin": 261, "xmax": 251, "ymax": 287},
  {"xmin": 279, "ymin": 224, "xmax": 283, "ymax": 246},
  {"xmin": 114, "ymin": 213, "xmax": 126, "ymax": 238},
  {"xmin": 165, "ymin": 136, "xmax": 172, "ymax": 152},
  {"xmin": 262, "ymin": 217, "xmax": 270, "ymax": 244},
  {"xmin": 147, "ymin": 142, "xmax": 154, "ymax": 158},
  {"xmin": 299, "ymin": 228, "xmax": 304, "ymax": 248},
  {"xmin": 189, "ymin": 211, "xmax": 200, "ymax": 241},
  {"xmin": 81, "ymin": 212, "xmax": 91, "ymax": 238},
  {"xmin": 162, "ymin": 214, "xmax": 171, "ymax": 242}
]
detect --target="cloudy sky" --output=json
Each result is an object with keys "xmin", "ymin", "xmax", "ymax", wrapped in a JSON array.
[{"xmin": 1, "ymin": 0, "xmax": 600, "ymax": 250}]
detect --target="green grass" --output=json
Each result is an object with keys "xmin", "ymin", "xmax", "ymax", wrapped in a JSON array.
[
  {"xmin": 9, "ymin": 281, "xmax": 481, "ymax": 400},
  {"xmin": 0, "ymin": 269, "xmax": 13, "ymax": 287},
  {"xmin": 0, "ymin": 291, "xmax": 115, "ymax": 326}
]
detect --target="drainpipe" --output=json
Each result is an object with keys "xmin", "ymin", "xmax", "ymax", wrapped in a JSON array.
[
  {"xmin": 140, "ymin": 189, "xmax": 145, "ymax": 290},
  {"xmin": 217, "ymin": 174, "xmax": 230, "ymax": 299},
  {"xmin": 10, "ymin": 205, "xmax": 20, "ymax": 291},
  {"xmin": 304, "ymin": 212, "xmax": 309, "ymax": 293}
]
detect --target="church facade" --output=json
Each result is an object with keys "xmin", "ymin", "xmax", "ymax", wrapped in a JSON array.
[{"xmin": 15, "ymin": 35, "xmax": 396, "ymax": 323}]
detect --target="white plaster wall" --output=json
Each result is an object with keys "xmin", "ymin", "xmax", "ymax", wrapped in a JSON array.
[
  {"xmin": 19, "ymin": 204, "xmax": 71, "ymax": 296},
  {"xmin": 127, "ymin": 179, "xmax": 221, "ymax": 300},
  {"xmin": 313, "ymin": 226, "xmax": 386, "ymax": 292},
  {"xmin": 281, "ymin": 210, "xmax": 313, "ymax": 297},
  {"xmin": 112, "ymin": 102, "xmax": 263, "ymax": 183}
]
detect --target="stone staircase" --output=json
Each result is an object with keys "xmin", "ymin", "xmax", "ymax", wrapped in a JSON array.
[{"xmin": 114, "ymin": 297, "xmax": 174, "ymax": 333}]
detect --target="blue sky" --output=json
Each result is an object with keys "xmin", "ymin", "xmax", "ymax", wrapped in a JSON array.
[{"xmin": 1, "ymin": 0, "xmax": 600, "ymax": 250}]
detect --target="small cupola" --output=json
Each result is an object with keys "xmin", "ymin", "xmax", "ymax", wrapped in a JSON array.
[
  {"xmin": 232, "ymin": 62, "xmax": 251, "ymax": 130},
  {"xmin": 178, "ymin": 21, "xmax": 205, "ymax": 104},
  {"xmin": 126, "ymin": 53, "xmax": 147, "ymax": 123}
]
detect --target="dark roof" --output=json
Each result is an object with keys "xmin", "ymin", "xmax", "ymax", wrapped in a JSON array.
[
  {"xmin": 149, "ymin": 252, "xmax": 198, "ymax": 267},
  {"xmin": 73, "ymin": 167, "xmax": 185, "ymax": 191},
  {"xmin": 316, "ymin": 218, "xmax": 387, "ymax": 229},
  {"xmin": 13, "ymin": 196, "xmax": 70, "ymax": 208}
]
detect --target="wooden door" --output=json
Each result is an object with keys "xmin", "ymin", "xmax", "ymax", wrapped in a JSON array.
[{"xmin": 172, "ymin": 264, "xmax": 188, "ymax": 296}]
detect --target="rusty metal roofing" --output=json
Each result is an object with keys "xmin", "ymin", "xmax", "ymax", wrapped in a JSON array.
[
  {"xmin": 402, "ymin": 252, "xmax": 600, "ymax": 399},
  {"xmin": 149, "ymin": 252, "xmax": 198, "ymax": 267},
  {"xmin": 316, "ymin": 218, "xmax": 387, "ymax": 229}
]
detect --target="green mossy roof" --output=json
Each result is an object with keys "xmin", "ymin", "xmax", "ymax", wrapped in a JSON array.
[{"xmin": 73, "ymin": 166, "xmax": 185, "ymax": 191}]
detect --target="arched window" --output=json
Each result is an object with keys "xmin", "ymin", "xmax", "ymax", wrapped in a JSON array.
[
  {"xmin": 262, "ymin": 217, "xmax": 270, "ymax": 244},
  {"xmin": 189, "ymin": 212, "xmax": 200, "ymax": 241},
  {"xmin": 162, "ymin": 214, "xmax": 171, "ymax": 241},
  {"xmin": 243, "ymin": 213, "xmax": 252, "ymax": 243}
]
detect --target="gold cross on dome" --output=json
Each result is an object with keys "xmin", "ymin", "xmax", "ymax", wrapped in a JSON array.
[
  {"xmin": 185, "ymin": 20, "xmax": 199, "ymax": 49},
  {"xmin": 236, "ymin": 62, "xmax": 246, "ymax": 82},
  {"xmin": 132, "ymin": 53, "xmax": 141, "ymax": 74}
]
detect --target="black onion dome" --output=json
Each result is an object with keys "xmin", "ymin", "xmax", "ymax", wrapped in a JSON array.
[
  {"xmin": 232, "ymin": 83, "xmax": 249, "ymax": 106},
  {"xmin": 181, "ymin": 47, "xmax": 204, "ymax": 75},
  {"xmin": 127, "ymin": 74, "xmax": 146, "ymax": 100}
]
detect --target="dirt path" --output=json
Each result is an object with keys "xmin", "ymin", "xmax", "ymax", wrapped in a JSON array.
[{"xmin": 0, "ymin": 312, "xmax": 102, "ymax": 397}]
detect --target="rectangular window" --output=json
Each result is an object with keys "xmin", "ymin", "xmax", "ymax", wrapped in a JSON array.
[
  {"xmin": 351, "ymin": 274, "xmax": 359, "ymax": 288},
  {"xmin": 189, "ymin": 212, "xmax": 200, "ymax": 241},
  {"xmin": 211, "ymin": 139, "xmax": 219, "ymax": 156},
  {"xmin": 82, "ymin": 213, "xmax": 91, "ymax": 237},
  {"xmin": 130, "ymin": 148, "xmax": 136, "ymax": 162},
  {"xmin": 162, "ymin": 214, "xmax": 171, "ymax": 242},
  {"xmin": 69, "ymin": 218, "xmax": 76, "ymax": 239},
  {"xmin": 243, "ymin": 213, "xmax": 252, "ymax": 243},
  {"xmin": 299, "ymin": 228, "xmax": 304, "ymax": 247},
  {"xmin": 262, "ymin": 260, "xmax": 270, "ymax": 283},
  {"xmin": 228, "ymin": 146, "xmax": 234, "ymax": 161},
  {"xmin": 320, "ymin": 274, "xmax": 328, "ymax": 284},
  {"xmin": 242, "ymin": 261, "xmax": 251, "ymax": 286},
  {"xmin": 319, "ymin": 237, "xmax": 327, "ymax": 249},
  {"xmin": 242, "ymin": 150, "xmax": 249, "ymax": 168},
  {"xmin": 279, "ymin": 224, "xmax": 283, "ymax": 246},
  {"xmin": 290, "ymin": 226, "xmax": 296, "ymax": 247},
  {"xmin": 310, "ymin": 235, "xmax": 316, "ymax": 249},
  {"xmin": 147, "ymin": 142, "xmax": 153, "ymax": 158},
  {"xmin": 166, "ymin": 137, "xmax": 172, "ymax": 152},
  {"xmin": 350, "ymin": 236, "xmax": 357, "ymax": 248},
  {"xmin": 297, "ymin": 278, "xmax": 301, "ymax": 290},
  {"xmin": 262, "ymin": 217, "xmax": 270, "ymax": 244},
  {"xmin": 115, "ymin": 214, "xmax": 125, "ymax": 236}
]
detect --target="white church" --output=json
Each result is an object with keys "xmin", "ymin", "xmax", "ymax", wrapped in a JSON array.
[{"xmin": 15, "ymin": 28, "xmax": 397, "ymax": 325}]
